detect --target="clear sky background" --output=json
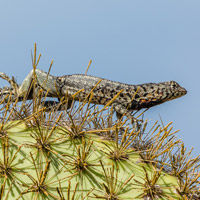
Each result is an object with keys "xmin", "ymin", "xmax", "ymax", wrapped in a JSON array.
[{"xmin": 0, "ymin": 1, "xmax": 199, "ymax": 154}]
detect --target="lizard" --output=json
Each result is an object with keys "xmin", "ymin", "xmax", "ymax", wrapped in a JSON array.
[{"xmin": 0, "ymin": 69, "xmax": 187, "ymax": 119}]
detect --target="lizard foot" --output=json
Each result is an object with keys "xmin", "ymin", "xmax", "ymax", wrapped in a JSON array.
[{"xmin": 113, "ymin": 103, "xmax": 142, "ymax": 124}]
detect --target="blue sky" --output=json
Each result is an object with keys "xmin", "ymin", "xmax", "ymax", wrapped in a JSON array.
[{"xmin": 0, "ymin": 1, "xmax": 200, "ymax": 154}]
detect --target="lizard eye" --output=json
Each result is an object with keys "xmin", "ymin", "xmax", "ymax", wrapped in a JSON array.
[{"xmin": 170, "ymin": 81, "xmax": 179, "ymax": 90}]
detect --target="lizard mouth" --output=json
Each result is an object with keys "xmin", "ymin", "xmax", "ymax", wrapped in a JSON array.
[
  {"xmin": 171, "ymin": 86, "xmax": 187, "ymax": 100},
  {"xmin": 179, "ymin": 86, "xmax": 187, "ymax": 96},
  {"xmin": 163, "ymin": 85, "xmax": 187, "ymax": 102}
]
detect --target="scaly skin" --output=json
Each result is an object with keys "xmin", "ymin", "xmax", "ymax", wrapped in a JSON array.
[{"xmin": 0, "ymin": 69, "xmax": 187, "ymax": 118}]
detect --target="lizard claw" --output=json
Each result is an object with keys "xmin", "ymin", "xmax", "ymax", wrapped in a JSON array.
[
  {"xmin": 0, "ymin": 72, "xmax": 19, "ymax": 102},
  {"xmin": 0, "ymin": 86, "xmax": 17, "ymax": 103}
]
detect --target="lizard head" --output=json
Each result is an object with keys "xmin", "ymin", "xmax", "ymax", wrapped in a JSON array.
[
  {"xmin": 134, "ymin": 81, "xmax": 187, "ymax": 109},
  {"xmin": 163, "ymin": 81, "xmax": 187, "ymax": 101}
]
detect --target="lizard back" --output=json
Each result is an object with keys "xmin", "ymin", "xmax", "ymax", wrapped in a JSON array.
[{"xmin": 56, "ymin": 74, "xmax": 187, "ymax": 110}]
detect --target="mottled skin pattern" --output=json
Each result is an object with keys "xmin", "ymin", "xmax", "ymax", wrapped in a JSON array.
[{"xmin": 0, "ymin": 69, "xmax": 187, "ymax": 118}]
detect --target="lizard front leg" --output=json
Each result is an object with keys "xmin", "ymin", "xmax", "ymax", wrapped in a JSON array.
[
  {"xmin": 112, "ymin": 103, "xmax": 133, "ymax": 119},
  {"xmin": 112, "ymin": 103, "xmax": 140, "ymax": 124}
]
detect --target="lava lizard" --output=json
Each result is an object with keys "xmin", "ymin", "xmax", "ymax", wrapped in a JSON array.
[{"xmin": 0, "ymin": 69, "xmax": 187, "ymax": 119}]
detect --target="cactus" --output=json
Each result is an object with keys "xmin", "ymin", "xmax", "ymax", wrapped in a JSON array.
[{"xmin": 0, "ymin": 45, "xmax": 199, "ymax": 200}]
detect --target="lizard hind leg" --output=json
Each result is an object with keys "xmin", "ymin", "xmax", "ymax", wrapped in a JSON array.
[{"xmin": 18, "ymin": 69, "xmax": 58, "ymax": 98}]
